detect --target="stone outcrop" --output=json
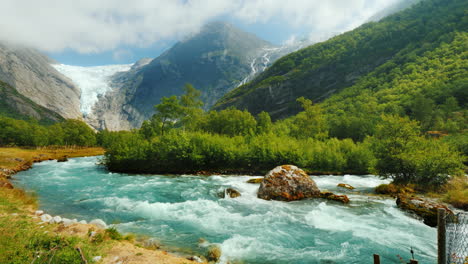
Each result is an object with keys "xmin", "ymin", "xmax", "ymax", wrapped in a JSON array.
[
  {"xmin": 258, "ymin": 165, "xmax": 321, "ymax": 201},
  {"xmin": 0, "ymin": 42, "xmax": 81, "ymax": 119},
  {"xmin": 396, "ymin": 196, "xmax": 453, "ymax": 227}
]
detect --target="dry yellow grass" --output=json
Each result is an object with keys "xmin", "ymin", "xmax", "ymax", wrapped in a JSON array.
[
  {"xmin": 443, "ymin": 176, "xmax": 468, "ymax": 210},
  {"xmin": 0, "ymin": 146, "xmax": 104, "ymax": 169}
]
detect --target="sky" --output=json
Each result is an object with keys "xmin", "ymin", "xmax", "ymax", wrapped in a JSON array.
[{"xmin": 0, "ymin": 0, "xmax": 401, "ymax": 66}]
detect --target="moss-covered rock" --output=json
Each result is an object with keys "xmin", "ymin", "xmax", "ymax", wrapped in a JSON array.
[
  {"xmin": 246, "ymin": 178, "xmax": 263, "ymax": 184},
  {"xmin": 319, "ymin": 192, "xmax": 350, "ymax": 204},
  {"xmin": 206, "ymin": 245, "xmax": 222, "ymax": 262},
  {"xmin": 375, "ymin": 183, "xmax": 414, "ymax": 196}
]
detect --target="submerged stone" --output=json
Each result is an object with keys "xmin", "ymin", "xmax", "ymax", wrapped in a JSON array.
[
  {"xmin": 258, "ymin": 165, "xmax": 320, "ymax": 201},
  {"xmin": 90, "ymin": 219, "xmax": 107, "ymax": 229}
]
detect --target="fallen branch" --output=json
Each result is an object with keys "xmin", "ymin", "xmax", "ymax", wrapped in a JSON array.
[{"xmin": 76, "ymin": 247, "xmax": 88, "ymax": 264}]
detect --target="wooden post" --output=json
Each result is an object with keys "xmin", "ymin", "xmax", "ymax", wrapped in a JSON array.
[
  {"xmin": 438, "ymin": 208, "xmax": 446, "ymax": 264},
  {"xmin": 373, "ymin": 254, "xmax": 380, "ymax": 264},
  {"xmin": 409, "ymin": 260, "xmax": 418, "ymax": 264}
]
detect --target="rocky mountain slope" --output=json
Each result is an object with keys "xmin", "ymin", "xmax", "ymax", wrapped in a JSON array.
[
  {"xmin": 0, "ymin": 43, "xmax": 81, "ymax": 119},
  {"xmin": 213, "ymin": 0, "xmax": 466, "ymax": 119},
  {"xmin": 90, "ymin": 22, "xmax": 274, "ymax": 130},
  {"xmin": 0, "ymin": 80, "xmax": 64, "ymax": 124}
]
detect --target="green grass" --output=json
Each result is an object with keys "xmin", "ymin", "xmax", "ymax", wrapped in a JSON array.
[{"xmin": 0, "ymin": 188, "xmax": 107, "ymax": 264}]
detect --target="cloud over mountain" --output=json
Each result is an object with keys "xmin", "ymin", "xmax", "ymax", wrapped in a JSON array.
[{"xmin": 0, "ymin": 0, "xmax": 399, "ymax": 53}]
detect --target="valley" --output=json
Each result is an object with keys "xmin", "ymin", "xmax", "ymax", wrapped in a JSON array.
[{"xmin": 0, "ymin": 0, "xmax": 466, "ymax": 263}]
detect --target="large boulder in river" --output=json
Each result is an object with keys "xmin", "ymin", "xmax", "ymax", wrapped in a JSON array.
[{"xmin": 258, "ymin": 165, "xmax": 320, "ymax": 201}]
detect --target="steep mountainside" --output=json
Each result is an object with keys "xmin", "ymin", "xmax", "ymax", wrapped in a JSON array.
[
  {"xmin": 214, "ymin": 0, "xmax": 467, "ymax": 119},
  {"xmin": 91, "ymin": 22, "xmax": 273, "ymax": 130},
  {"xmin": 0, "ymin": 43, "xmax": 81, "ymax": 119},
  {"xmin": 0, "ymin": 80, "xmax": 64, "ymax": 124}
]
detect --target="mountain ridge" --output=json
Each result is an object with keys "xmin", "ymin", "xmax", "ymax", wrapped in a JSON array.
[
  {"xmin": 0, "ymin": 42, "xmax": 82, "ymax": 119},
  {"xmin": 213, "ymin": 0, "xmax": 467, "ymax": 119},
  {"xmin": 88, "ymin": 21, "xmax": 276, "ymax": 130}
]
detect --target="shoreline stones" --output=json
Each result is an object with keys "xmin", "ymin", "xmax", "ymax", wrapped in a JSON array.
[
  {"xmin": 90, "ymin": 219, "xmax": 108, "ymax": 229},
  {"xmin": 57, "ymin": 155, "xmax": 69, "ymax": 162},
  {"xmin": 35, "ymin": 211, "xmax": 105, "ymax": 229},
  {"xmin": 40, "ymin": 214, "xmax": 52, "ymax": 223},
  {"xmin": 258, "ymin": 165, "xmax": 320, "ymax": 201}
]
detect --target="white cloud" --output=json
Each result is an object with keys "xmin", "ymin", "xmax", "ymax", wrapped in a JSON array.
[{"xmin": 0, "ymin": 0, "xmax": 400, "ymax": 54}]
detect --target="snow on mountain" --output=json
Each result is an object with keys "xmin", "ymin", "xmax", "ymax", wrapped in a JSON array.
[
  {"xmin": 238, "ymin": 39, "xmax": 311, "ymax": 87},
  {"xmin": 52, "ymin": 64, "xmax": 132, "ymax": 116}
]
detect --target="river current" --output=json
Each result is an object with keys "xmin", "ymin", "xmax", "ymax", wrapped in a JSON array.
[{"xmin": 13, "ymin": 156, "xmax": 437, "ymax": 264}]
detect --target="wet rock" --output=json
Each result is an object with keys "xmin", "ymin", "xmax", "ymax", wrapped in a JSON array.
[
  {"xmin": 396, "ymin": 196, "xmax": 453, "ymax": 227},
  {"xmin": 319, "ymin": 192, "xmax": 350, "ymax": 204},
  {"xmin": 226, "ymin": 188, "xmax": 241, "ymax": 198},
  {"xmin": 57, "ymin": 156, "xmax": 69, "ymax": 162},
  {"xmin": 40, "ymin": 214, "xmax": 52, "ymax": 223},
  {"xmin": 62, "ymin": 218, "xmax": 76, "ymax": 227},
  {"xmin": 258, "ymin": 165, "xmax": 320, "ymax": 201},
  {"xmin": 90, "ymin": 219, "xmax": 107, "ymax": 229},
  {"xmin": 247, "ymin": 178, "xmax": 263, "ymax": 184},
  {"xmin": 337, "ymin": 183, "xmax": 355, "ymax": 190},
  {"xmin": 206, "ymin": 245, "xmax": 222, "ymax": 262}
]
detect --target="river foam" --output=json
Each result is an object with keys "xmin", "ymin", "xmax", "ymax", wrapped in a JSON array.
[{"xmin": 13, "ymin": 156, "xmax": 437, "ymax": 264}]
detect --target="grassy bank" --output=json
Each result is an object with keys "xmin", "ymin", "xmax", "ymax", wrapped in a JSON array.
[{"xmin": 0, "ymin": 147, "xmax": 203, "ymax": 264}]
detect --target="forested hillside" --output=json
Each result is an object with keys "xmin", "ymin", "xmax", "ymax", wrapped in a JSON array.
[{"xmin": 214, "ymin": 0, "xmax": 467, "ymax": 121}]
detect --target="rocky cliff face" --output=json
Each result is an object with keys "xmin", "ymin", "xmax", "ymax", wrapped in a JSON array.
[
  {"xmin": 90, "ymin": 22, "xmax": 274, "ymax": 130},
  {"xmin": 0, "ymin": 80, "xmax": 64, "ymax": 124},
  {"xmin": 0, "ymin": 42, "xmax": 81, "ymax": 119}
]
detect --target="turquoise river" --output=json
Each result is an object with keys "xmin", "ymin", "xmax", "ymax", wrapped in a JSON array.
[{"xmin": 13, "ymin": 156, "xmax": 437, "ymax": 264}]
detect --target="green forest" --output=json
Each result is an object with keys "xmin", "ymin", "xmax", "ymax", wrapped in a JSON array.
[
  {"xmin": 100, "ymin": 84, "xmax": 465, "ymax": 190},
  {"xmin": 214, "ymin": 0, "xmax": 468, "ymax": 119}
]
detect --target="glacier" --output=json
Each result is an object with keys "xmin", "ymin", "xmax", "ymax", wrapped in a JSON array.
[{"xmin": 52, "ymin": 64, "xmax": 132, "ymax": 116}]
